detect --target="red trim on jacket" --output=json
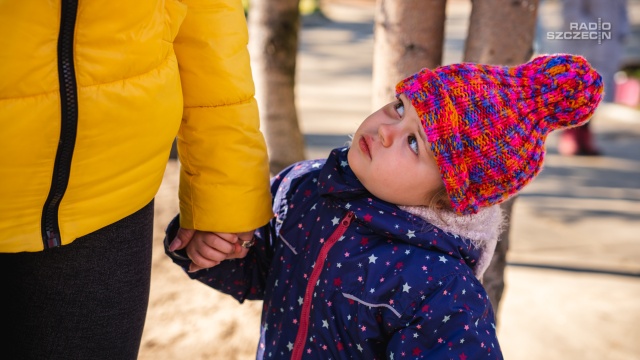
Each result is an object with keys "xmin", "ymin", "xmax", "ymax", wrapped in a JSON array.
[{"xmin": 292, "ymin": 211, "xmax": 355, "ymax": 359}]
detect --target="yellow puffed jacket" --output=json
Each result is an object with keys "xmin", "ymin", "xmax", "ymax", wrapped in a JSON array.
[{"xmin": 0, "ymin": 0, "xmax": 273, "ymax": 252}]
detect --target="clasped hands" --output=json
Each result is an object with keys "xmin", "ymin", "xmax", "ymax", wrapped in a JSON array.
[{"xmin": 168, "ymin": 228, "xmax": 254, "ymax": 273}]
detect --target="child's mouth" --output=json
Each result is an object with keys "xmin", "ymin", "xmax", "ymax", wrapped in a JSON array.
[{"xmin": 359, "ymin": 136, "xmax": 371, "ymax": 159}]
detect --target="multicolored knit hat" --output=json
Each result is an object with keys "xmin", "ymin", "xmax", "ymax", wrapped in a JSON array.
[{"xmin": 395, "ymin": 54, "xmax": 603, "ymax": 215}]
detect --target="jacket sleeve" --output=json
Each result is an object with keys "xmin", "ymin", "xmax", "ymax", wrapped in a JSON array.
[
  {"xmin": 387, "ymin": 275, "xmax": 503, "ymax": 359},
  {"xmin": 173, "ymin": 0, "xmax": 273, "ymax": 233},
  {"xmin": 192, "ymin": 223, "xmax": 275, "ymax": 303},
  {"xmin": 163, "ymin": 213, "xmax": 274, "ymax": 303},
  {"xmin": 164, "ymin": 165, "xmax": 298, "ymax": 303}
]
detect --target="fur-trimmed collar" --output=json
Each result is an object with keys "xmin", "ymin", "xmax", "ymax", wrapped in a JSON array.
[{"xmin": 399, "ymin": 205, "xmax": 504, "ymax": 279}]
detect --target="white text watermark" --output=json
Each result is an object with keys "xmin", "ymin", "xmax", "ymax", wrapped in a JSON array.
[{"xmin": 547, "ymin": 18, "xmax": 612, "ymax": 44}]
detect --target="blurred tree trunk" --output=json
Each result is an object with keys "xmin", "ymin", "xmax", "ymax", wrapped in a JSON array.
[
  {"xmin": 372, "ymin": 0, "xmax": 447, "ymax": 109},
  {"xmin": 463, "ymin": 0, "xmax": 539, "ymax": 320},
  {"xmin": 481, "ymin": 196, "xmax": 516, "ymax": 321},
  {"xmin": 464, "ymin": 0, "xmax": 538, "ymax": 65},
  {"xmin": 248, "ymin": 0, "xmax": 306, "ymax": 174}
]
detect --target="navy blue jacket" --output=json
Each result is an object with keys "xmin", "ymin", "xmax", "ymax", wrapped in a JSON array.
[{"xmin": 166, "ymin": 147, "xmax": 503, "ymax": 359}]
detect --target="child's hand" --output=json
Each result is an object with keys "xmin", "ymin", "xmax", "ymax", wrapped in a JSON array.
[{"xmin": 169, "ymin": 228, "xmax": 254, "ymax": 272}]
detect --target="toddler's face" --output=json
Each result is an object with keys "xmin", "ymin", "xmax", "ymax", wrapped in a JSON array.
[{"xmin": 347, "ymin": 94, "xmax": 444, "ymax": 206}]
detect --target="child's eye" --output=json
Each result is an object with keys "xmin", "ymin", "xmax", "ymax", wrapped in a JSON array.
[
  {"xmin": 408, "ymin": 135, "xmax": 419, "ymax": 154},
  {"xmin": 394, "ymin": 101, "xmax": 405, "ymax": 117}
]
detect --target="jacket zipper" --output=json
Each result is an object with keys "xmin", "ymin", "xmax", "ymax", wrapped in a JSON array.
[
  {"xmin": 291, "ymin": 211, "xmax": 354, "ymax": 360},
  {"xmin": 41, "ymin": 0, "xmax": 79, "ymax": 248}
]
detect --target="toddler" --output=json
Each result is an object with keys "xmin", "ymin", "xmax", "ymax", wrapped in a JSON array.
[{"xmin": 165, "ymin": 54, "xmax": 602, "ymax": 359}]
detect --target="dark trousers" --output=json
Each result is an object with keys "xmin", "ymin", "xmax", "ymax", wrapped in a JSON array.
[{"xmin": 0, "ymin": 200, "xmax": 154, "ymax": 360}]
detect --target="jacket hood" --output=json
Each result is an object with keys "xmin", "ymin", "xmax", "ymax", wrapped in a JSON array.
[{"xmin": 317, "ymin": 147, "xmax": 487, "ymax": 273}]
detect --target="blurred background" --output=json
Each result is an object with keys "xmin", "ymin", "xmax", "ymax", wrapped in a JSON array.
[{"xmin": 142, "ymin": 1, "xmax": 640, "ymax": 359}]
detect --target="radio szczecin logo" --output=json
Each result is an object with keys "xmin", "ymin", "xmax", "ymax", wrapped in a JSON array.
[{"xmin": 547, "ymin": 18, "xmax": 612, "ymax": 44}]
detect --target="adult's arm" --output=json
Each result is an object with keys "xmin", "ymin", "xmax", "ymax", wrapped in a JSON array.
[{"xmin": 173, "ymin": 0, "xmax": 272, "ymax": 233}]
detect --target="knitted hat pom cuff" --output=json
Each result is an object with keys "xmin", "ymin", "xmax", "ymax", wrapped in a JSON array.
[{"xmin": 525, "ymin": 55, "xmax": 603, "ymax": 130}]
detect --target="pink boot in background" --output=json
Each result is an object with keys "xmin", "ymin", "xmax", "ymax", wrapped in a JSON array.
[
  {"xmin": 558, "ymin": 123, "xmax": 601, "ymax": 156},
  {"xmin": 575, "ymin": 123, "xmax": 601, "ymax": 156},
  {"xmin": 558, "ymin": 127, "xmax": 580, "ymax": 156}
]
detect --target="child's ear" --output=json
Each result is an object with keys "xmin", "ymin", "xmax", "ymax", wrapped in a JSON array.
[{"xmin": 429, "ymin": 188, "xmax": 452, "ymax": 211}]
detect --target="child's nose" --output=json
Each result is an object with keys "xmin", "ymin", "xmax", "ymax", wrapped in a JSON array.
[{"xmin": 378, "ymin": 123, "xmax": 397, "ymax": 147}]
